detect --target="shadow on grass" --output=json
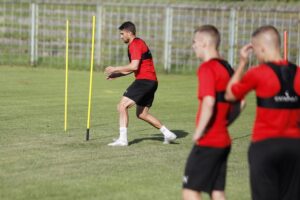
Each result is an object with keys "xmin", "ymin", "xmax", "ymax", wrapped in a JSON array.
[
  {"xmin": 128, "ymin": 129, "xmax": 189, "ymax": 146},
  {"xmin": 232, "ymin": 134, "xmax": 251, "ymax": 141}
]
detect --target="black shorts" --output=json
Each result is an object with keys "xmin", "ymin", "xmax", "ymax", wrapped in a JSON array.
[
  {"xmin": 123, "ymin": 79, "xmax": 158, "ymax": 107},
  {"xmin": 248, "ymin": 138, "xmax": 300, "ymax": 200},
  {"xmin": 183, "ymin": 145, "xmax": 231, "ymax": 194}
]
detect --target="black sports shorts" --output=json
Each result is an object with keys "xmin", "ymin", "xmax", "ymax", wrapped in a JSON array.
[
  {"xmin": 183, "ymin": 145, "xmax": 231, "ymax": 194},
  {"xmin": 248, "ymin": 138, "xmax": 300, "ymax": 200},
  {"xmin": 123, "ymin": 79, "xmax": 158, "ymax": 107}
]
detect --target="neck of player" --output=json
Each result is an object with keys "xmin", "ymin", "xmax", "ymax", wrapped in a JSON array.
[
  {"xmin": 129, "ymin": 36, "xmax": 136, "ymax": 44},
  {"xmin": 203, "ymin": 49, "xmax": 221, "ymax": 62},
  {"xmin": 262, "ymin": 51, "xmax": 283, "ymax": 63}
]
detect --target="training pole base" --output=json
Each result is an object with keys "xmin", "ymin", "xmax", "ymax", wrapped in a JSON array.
[{"xmin": 86, "ymin": 129, "xmax": 90, "ymax": 141}]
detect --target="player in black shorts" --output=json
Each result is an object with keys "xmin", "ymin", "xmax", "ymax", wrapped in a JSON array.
[{"xmin": 104, "ymin": 21, "xmax": 176, "ymax": 146}]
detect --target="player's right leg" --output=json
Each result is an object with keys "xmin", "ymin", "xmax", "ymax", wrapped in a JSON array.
[
  {"xmin": 108, "ymin": 96, "xmax": 135, "ymax": 147},
  {"xmin": 275, "ymin": 139, "xmax": 300, "ymax": 200},
  {"xmin": 182, "ymin": 189, "xmax": 202, "ymax": 200},
  {"xmin": 136, "ymin": 105, "xmax": 162, "ymax": 128},
  {"xmin": 211, "ymin": 190, "xmax": 226, "ymax": 200},
  {"xmin": 136, "ymin": 106, "xmax": 177, "ymax": 144}
]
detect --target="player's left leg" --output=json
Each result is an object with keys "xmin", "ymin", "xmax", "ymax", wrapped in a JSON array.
[
  {"xmin": 136, "ymin": 106, "xmax": 176, "ymax": 144},
  {"xmin": 136, "ymin": 106, "xmax": 162, "ymax": 128}
]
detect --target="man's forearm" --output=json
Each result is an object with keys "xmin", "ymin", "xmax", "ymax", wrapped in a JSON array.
[
  {"xmin": 225, "ymin": 60, "xmax": 247, "ymax": 101},
  {"xmin": 230, "ymin": 60, "xmax": 247, "ymax": 84},
  {"xmin": 195, "ymin": 105, "xmax": 213, "ymax": 137},
  {"xmin": 114, "ymin": 65, "xmax": 135, "ymax": 74},
  {"xmin": 194, "ymin": 97, "xmax": 215, "ymax": 141}
]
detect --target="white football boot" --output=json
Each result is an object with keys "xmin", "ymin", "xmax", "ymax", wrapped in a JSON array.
[
  {"xmin": 163, "ymin": 132, "xmax": 177, "ymax": 144},
  {"xmin": 108, "ymin": 139, "xmax": 128, "ymax": 147}
]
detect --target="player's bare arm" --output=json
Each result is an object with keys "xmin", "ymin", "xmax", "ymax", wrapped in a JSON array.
[
  {"xmin": 193, "ymin": 96, "xmax": 215, "ymax": 142},
  {"xmin": 104, "ymin": 60, "xmax": 140, "ymax": 79},
  {"xmin": 225, "ymin": 43, "xmax": 252, "ymax": 101}
]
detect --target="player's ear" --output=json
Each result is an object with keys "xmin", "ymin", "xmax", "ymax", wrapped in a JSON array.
[
  {"xmin": 126, "ymin": 30, "xmax": 132, "ymax": 36},
  {"xmin": 202, "ymin": 40, "xmax": 208, "ymax": 48}
]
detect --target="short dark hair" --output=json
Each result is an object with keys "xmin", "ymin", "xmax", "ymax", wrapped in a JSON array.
[
  {"xmin": 252, "ymin": 25, "xmax": 281, "ymax": 45},
  {"xmin": 194, "ymin": 25, "xmax": 220, "ymax": 49},
  {"xmin": 119, "ymin": 21, "xmax": 136, "ymax": 35}
]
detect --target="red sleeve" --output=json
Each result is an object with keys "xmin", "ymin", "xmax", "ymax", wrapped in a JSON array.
[
  {"xmin": 129, "ymin": 41, "xmax": 143, "ymax": 60},
  {"xmin": 198, "ymin": 65, "xmax": 215, "ymax": 99},
  {"xmin": 231, "ymin": 68, "xmax": 258, "ymax": 99}
]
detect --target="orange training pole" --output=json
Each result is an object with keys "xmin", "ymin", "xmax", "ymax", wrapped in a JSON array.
[{"xmin": 284, "ymin": 30, "xmax": 288, "ymax": 61}]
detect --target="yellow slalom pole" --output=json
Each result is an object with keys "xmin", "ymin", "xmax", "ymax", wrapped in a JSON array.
[
  {"xmin": 86, "ymin": 16, "xmax": 95, "ymax": 141},
  {"xmin": 64, "ymin": 19, "xmax": 69, "ymax": 132}
]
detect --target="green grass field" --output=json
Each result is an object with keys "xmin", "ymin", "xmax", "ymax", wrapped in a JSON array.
[{"xmin": 0, "ymin": 66, "xmax": 255, "ymax": 200}]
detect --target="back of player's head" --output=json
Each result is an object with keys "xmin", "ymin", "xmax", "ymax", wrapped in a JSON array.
[
  {"xmin": 194, "ymin": 25, "xmax": 220, "ymax": 49},
  {"xmin": 119, "ymin": 21, "xmax": 136, "ymax": 35},
  {"xmin": 252, "ymin": 25, "xmax": 281, "ymax": 48}
]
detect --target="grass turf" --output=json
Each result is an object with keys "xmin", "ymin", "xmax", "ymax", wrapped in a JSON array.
[{"xmin": 0, "ymin": 66, "xmax": 254, "ymax": 200}]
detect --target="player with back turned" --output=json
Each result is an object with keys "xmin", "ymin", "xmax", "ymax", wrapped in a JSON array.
[
  {"xmin": 225, "ymin": 25, "xmax": 300, "ymax": 200},
  {"xmin": 104, "ymin": 21, "xmax": 176, "ymax": 147}
]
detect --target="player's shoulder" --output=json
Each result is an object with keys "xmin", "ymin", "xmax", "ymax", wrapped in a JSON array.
[
  {"xmin": 203, "ymin": 59, "xmax": 229, "ymax": 68},
  {"xmin": 248, "ymin": 63, "xmax": 267, "ymax": 73},
  {"xmin": 198, "ymin": 61, "xmax": 210, "ymax": 71},
  {"xmin": 249, "ymin": 62, "xmax": 294, "ymax": 75},
  {"xmin": 132, "ymin": 38, "xmax": 145, "ymax": 45},
  {"xmin": 198, "ymin": 61, "xmax": 215, "ymax": 75},
  {"xmin": 242, "ymin": 63, "xmax": 272, "ymax": 81},
  {"xmin": 200, "ymin": 59, "xmax": 215, "ymax": 68},
  {"xmin": 199, "ymin": 59, "xmax": 227, "ymax": 73},
  {"xmin": 130, "ymin": 38, "xmax": 146, "ymax": 49}
]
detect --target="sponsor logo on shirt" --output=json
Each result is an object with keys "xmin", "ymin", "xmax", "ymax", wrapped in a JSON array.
[{"xmin": 274, "ymin": 91, "xmax": 298, "ymax": 103}]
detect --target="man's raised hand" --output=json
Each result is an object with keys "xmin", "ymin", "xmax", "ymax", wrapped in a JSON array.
[{"xmin": 239, "ymin": 43, "xmax": 253, "ymax": 64}]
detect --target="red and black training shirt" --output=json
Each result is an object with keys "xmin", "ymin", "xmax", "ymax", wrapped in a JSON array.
[
  {"xmin": 196, "ymin": 59, "xmax": 232, "ymax": 148},
  {"xmin": 128, "ymin": 38, "xmax": 157, "ymax": 81},
  {"xmin": 231, "ymin": 60, "xmax": 300, "ymax": 142}
]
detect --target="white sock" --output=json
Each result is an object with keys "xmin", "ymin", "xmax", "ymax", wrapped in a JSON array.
[
  {"xmin": 159, "ymin": 125, "xmax": 171, "ymax": 137},
  {"xmin": 119, "ymin": 127, "xmax": 127, "ymax": 142}
]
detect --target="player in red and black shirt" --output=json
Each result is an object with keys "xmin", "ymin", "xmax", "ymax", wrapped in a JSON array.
[
  {"xmin": 104, "ymin": 21, "xmax": 176, "ymax": 146},
  {"xmin": 182, "ymin": 25, "xmax": 243, "ymax": 200},
  {"xmin": 226, "ymin": 25, "xmax": 300, "ymax": 200}
]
